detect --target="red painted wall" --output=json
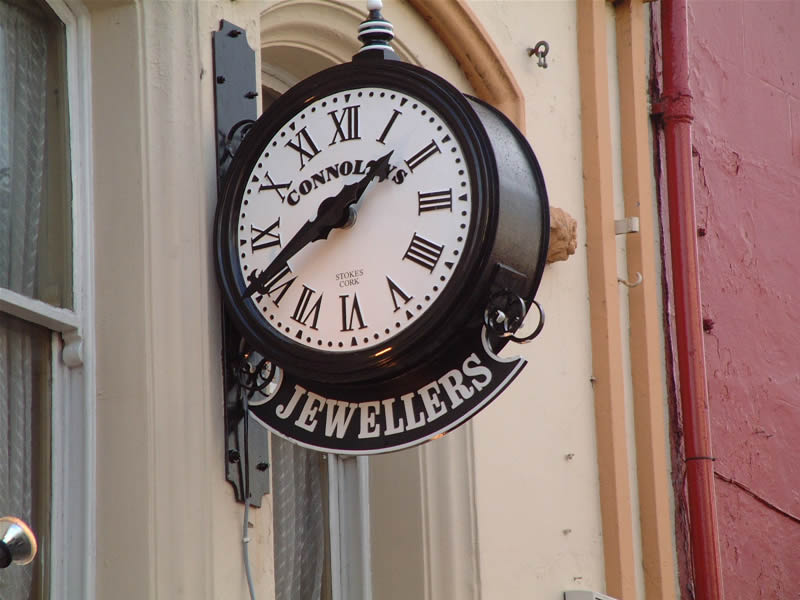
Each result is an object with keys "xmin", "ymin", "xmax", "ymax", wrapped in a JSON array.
[{"xmin": 688, "ymin": 1, "xmax": 800, "ymax": 597}]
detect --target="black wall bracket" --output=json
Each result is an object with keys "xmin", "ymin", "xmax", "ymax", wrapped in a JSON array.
[{"xmin": 212, "ymin": 19, "xmax": 270, "ymax": 506}]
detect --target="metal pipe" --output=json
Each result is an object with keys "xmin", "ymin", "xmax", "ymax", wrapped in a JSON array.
[{"xmin": 660, "ymin": 1, "xmax": 724, "ymax": 598}]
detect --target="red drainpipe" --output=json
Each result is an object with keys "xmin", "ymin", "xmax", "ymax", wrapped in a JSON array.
[{"xmin": 660, "ymin": 0, "xmax": 724, "ymax": 598}]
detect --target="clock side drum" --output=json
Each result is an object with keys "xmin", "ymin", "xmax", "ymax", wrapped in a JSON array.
[{"xmin": 465, "ymin": 97, "xmax": 549, "ymax": 350}]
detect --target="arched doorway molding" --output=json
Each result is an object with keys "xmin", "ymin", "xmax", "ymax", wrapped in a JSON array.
[
  {"xmin": 260, "ymin": 0, "xmax": 420, "ymax": 88},
  {"xmin": 405, "ymin": 0, "xmax": 525, "ymax": 131},
  {"xmin": 260, "ymin": 0, "xmax": 523, "ymax": 128}
]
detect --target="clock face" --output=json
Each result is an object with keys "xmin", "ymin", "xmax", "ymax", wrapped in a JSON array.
[{"xmin": 235, "ymin": 86, "xmax": 475, "ymax": 355}]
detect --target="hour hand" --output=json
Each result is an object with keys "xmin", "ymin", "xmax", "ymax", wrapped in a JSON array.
[
  {"xmin": 242, "ymin": 151, "xmax": 394, "ymax": 298},
  {"xmin": 308, "ymin": 150, "xmax": 394, "ymax": 240}
]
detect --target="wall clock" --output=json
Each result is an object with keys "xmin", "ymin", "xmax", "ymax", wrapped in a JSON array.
[{"xmin": 213, "ymin": 4, "xmax": 549, "ymax": 453}]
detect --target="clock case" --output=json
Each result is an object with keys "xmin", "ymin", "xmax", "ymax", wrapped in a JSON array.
[{"xmin": 215, "ymin": 57, "xmax": 549, "ymax": 394}]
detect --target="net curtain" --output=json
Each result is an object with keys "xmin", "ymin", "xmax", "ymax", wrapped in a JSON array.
[
  {"xmin": 272, "ymin": 437, "xmax": 326, "ymax": 600},
  {"xmin": 0, "ymin": 1, "xmax": 48, "ymax": 597}
]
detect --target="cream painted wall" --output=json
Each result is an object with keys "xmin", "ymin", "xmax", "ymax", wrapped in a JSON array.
[
  {"xmin": 466, "ymin": 2, "xmax": 606, "ymax": 598},
  {"xmin": 606, "ymin": 4, "xmax": 645, "ymax": 599},
  {"xmin": 90, "ymin": 1, "xmax": 276, "ymax": 598}
]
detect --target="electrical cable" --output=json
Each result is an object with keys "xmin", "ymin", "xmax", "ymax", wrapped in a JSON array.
[{"xmin": 241, "ymin": 386, "xmax": 258, "ymax": 600}]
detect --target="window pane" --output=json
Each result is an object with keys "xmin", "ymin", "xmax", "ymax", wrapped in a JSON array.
[
  {"xmin": 0, "ymin": 312, "xmax": 52, "ymax": 600},
  {"xmin": 271, "ymin": 437, "xmax": 328, "ymax": 600},
  {"xmin": 0, "ymin": 0, "xmax": 73, "ymax": 309}
]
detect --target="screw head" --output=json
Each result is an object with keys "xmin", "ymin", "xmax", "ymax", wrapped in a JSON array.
[{"xmin": 228, "ymin": 449, "xmax": 240, "ymax": 463}]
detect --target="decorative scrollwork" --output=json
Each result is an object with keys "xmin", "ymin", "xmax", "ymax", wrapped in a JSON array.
[
  {"xmin": 483, "ymin": 290, "xmax": 545, "ymax": 344},
  {"xmin": 231, "ymin": 350, "xmax": 283, "ymax": 405},
  {"xmin": 218, "ymin": 118, "xmax": 256, "ymax": 170}
]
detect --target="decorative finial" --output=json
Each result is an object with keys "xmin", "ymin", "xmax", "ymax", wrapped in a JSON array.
[{"xmin": 355, "ymin": 0, "xmax": 399, "ymax": 60}]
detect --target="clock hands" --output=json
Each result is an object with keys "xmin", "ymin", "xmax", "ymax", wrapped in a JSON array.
[{"xmin": 243, "ymin": 150, "xmax": 394, "ymax": 298}]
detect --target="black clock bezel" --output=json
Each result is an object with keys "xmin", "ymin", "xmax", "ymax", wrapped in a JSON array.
[{"xmin": 214, "ymin": 60, "xmax": 499, "ymax": 385}]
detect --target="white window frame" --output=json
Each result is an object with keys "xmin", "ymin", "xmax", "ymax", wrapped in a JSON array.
[
  {"xmin": 327, "ymin": 455, "xmax": 372, "ymax": 600},
  {"xmin": 0, "ymin": 0, "xmax": 95, "ymax": 597}
]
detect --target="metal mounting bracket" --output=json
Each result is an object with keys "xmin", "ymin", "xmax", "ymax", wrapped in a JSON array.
[
  {"xmin": 614, "ymin": 216, "xmax": 640, "ymax": 235},
  {"xmin": 213, "ymin": 20, "xmax": 269, "ymax": 506}
]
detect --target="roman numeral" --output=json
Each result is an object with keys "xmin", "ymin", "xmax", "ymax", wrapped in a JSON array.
[
  {"xmin": 418, "ymin": 189, "xmax": 453, "ymax": 214},
  {"xmin": 249, "ymin": 219, "xmax": 281, "ymax": 252},
  {"xmin": 291, "ymin": 285, "xmax": 323, "ymax": 330},
  {"xmin": 340, "ymin": 293, "xmax": 367, "ymax": 332},
  {"xmin": 404, "ymin": 140, "xmax": 440, "ymax": 172},
  {"xmin": 285, "ymin": 126, "xmax": 321, "ymax": 170},
  {"xmin": 258, "ymin": 172, "xmax": 291, "ymax": 201},
  {"xmin": 376, "ymin": 109, "xmax": 402, "ymax": 145},
  {"xmin": 329, "ymin": 105, "xmax": 361, "ymax": 145},
  {"xmin": 248, "ymin": 264, "xmax": 296, "ymax": 306},
  {"xmin": 403, "ymin": 233, "xmax": 444, "ymax": 272},
  {"xmin": 386, "ymin": 277, "xmax": 413, "ymax": 312}
]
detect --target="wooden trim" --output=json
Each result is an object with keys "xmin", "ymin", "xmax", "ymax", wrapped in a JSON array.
[
  {"xmin": 576, "ymin": 1, "xmax": 638, "ymax": 598},
  {"xmin": 615, "ymin": 1, "xmax": 679, "ymax": 598},
  {"xmin": 405, "ymin": 0, "xmax": 525, "ymax": 132},
  {"xmin": 0, "ymin": 288, "xmax": 80, "ymax": 333}
]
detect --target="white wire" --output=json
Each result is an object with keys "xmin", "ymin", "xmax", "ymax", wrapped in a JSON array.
[
  {"xmin": 241, "ymin": 391, "xmax": 257, "ymax": 600},
  {"xmin": 243, "ymin": 500, "xmax": 257, "ymax": 600}
]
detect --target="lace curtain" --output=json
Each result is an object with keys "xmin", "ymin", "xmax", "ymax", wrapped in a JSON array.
[
  {"xmin": 272, "ymin": 437, "xmax": 326, "ymax": 600},
  {"xmin": 0, "ymin": 1, "xmax": 49, "ymax": 598}
]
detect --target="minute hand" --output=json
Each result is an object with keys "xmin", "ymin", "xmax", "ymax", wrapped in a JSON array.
[{"xmin": 242, "ymin": 150, "xmax": 394, "ymax": 298}]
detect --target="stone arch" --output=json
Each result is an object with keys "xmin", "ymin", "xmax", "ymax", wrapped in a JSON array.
[
  {"xmin": 405, "ymin": 0, "xmax": 525, "ymax": 131},
  {"xmin": 260, "ymin": 0, "xmax": 524, "ymax": 130}
]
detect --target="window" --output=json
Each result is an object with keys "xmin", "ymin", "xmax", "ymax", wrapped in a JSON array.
[{"xmin": 0, "ymin": 0, "xmax": 93, "ymax": 597}]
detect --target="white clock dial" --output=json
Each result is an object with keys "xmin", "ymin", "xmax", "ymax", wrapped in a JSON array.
[{"xmin": 237, "ymin": 87, "xmax": 473, "ymax": 353}]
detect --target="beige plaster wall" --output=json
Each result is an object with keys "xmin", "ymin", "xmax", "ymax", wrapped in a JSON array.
[
  {"xmin": 466, "ymin": 1, "xmax": 607, "ymax": 597},
  {"xmin": 91, "ymin": 1, "xmax": 276, "ymax": 598}
]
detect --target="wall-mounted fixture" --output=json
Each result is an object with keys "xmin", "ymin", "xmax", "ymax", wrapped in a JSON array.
[
  {"xmin": 528, "ymin": 40, "xmax": 550, "ymax": 68},
  {"xmin": 212, "ymin": 19, "xmax": 271, "ymax": 506},
  {"xmin": 564, "ymin": 591, "xmax": 619, "ymax": 600}
]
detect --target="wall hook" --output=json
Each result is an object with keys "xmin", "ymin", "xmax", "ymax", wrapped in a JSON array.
[
  {"xmin": 618, "ymin": 272, "xmax": 643, "ymax": 288},
  {"xmin": 527, "ymin": 41, "xmax": 550, "ymax": 68}
]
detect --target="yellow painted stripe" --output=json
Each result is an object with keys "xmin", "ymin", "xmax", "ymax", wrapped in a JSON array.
[
  {"xmin": 615, "ymin": 1, "xmax": 678, "ymax": 598},
  {"xmin": 577, "ymin": 1, "xmax": 638, "ymax": 597}
]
